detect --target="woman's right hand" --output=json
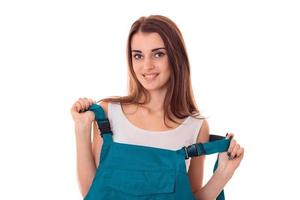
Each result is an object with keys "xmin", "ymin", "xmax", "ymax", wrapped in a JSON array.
[{"xmin": 70, "ymin": 97, "xmax": 96, "ymax": 128}]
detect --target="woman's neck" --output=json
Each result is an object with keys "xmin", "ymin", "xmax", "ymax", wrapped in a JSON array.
[{"xmin": 140, "ymin": 89, "xmax": 167, "ymax": 114}]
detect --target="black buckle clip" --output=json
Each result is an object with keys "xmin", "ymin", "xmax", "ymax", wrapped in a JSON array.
[
  {"xmin": 183, "ymin": 144, "xmax": 199, "ymax": 159},
  {"xmin": 97, "ymin": 119, "xmax": 112, "ymax": 137}
]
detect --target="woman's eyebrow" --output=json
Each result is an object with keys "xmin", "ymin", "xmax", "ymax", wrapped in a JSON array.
[
  {"xmin": 151, "ymin": 47, "xmax": 166, "ymax": 52},
  {"xmin": 131, "ymin": 47, "xmax": 166, "ymax": 53}
]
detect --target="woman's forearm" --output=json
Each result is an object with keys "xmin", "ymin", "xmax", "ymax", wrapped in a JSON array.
[
  {"xmin": 75, "ymin": 125, "xmax": 96, "ymax": 197},
  {"xmin": 194, "ymin": 169, "xmax": 232, "ymax": 200}
]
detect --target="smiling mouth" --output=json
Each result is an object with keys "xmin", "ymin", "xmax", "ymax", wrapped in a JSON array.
[{"xmin": 142, "ymin": 73, "xmax": 159, "ymax": 81}]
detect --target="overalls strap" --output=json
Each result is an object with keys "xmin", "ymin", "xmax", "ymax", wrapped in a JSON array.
[
  {"xmin": 86, "ymin": 103, "xmax": 113, "ymax": 145},
  {"xmin": 183, "ymin": 135, "xmax": 230, "ymax": 159}
]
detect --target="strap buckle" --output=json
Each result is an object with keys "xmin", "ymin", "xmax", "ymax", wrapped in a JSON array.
[
  {"xmin": 183, "ymin": 143, "xmax": 207, "ymax": 159},
  {"xmin": 183, "ymin": 144, "xmax": 199, "ymax": 159},
  {"xmin": 96, "ymin": 119, "xmax": 112, "ymax": 137}
]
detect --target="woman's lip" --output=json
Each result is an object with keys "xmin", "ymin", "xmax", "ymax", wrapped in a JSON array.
[
  {"xmin": 142, "ymin": 73, "xmax": 159, "ymax": 77},
  {"xmin": 142, "ymin": 73, "xmax": 159, "ymax": 81}
]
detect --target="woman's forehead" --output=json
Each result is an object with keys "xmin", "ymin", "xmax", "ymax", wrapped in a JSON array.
[{"xmin": 131, "ymin": 32, "xmax": 165, "ymax": 52}]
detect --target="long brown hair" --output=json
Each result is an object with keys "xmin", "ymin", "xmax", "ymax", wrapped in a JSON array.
[{"xmin": 97, "ymin": 15, "xmax": 206, "ymax": 128}]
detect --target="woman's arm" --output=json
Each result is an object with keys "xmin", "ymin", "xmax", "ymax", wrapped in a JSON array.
[
  {"xmin": 194, "ymin": 145, "xmax": 244, "ymax": 200},
  {"xmin": 71, "ymin": 98, "xmax": 100, "ymax": 197},
  {"xmin": 74, "ymin": 100, "xmax": 108, "ymax": 197},
  {"xmin": 193, "ymin": 168, "xmax": 231, "ymax": 200},
  {"xmin": 75, "ymin": 124, "xmax": 96, "ymax": 198},
  {"xmin": 189, "ymin": 119, "xmax": 244, "ymax": 200}
]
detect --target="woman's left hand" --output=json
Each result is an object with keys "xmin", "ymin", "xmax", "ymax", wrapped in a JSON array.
[{"xmin": 217, "ymin": 133, "xmax": 244, "ymax": 178}]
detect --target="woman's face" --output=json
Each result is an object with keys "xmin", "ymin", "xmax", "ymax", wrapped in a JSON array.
[{"xmin": 131, "ymin": 32, "xmax": 171, "ymax": 92}]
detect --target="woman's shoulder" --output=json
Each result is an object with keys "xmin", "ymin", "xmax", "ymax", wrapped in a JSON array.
[
  {"xmin": 187, "ymin": 115, "xmax": 209, "ymax": 141},
  {"xmin": 97, "ymin": 97, "xmax": 122, "ymax": 117},
  {"xmin": 189, "ymin": 114, "xmax": 207, "ymax": 123},
  {"xmin": 196, "ymin": 118, "xmax": 210, "ymax": 142}
]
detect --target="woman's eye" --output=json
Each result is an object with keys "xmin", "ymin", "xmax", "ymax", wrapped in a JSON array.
[
  {"xmin": 154, "ymin": 52, "xmax": 165, "ymax": 58},
  {"xmin": 133, "ymin": 54, "xmax": 142, "ymax": 59}
]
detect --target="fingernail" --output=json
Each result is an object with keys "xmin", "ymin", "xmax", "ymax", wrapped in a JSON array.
[{"xmin": 226, "ymin": 133, "xmax": 231, "ymax": 139}]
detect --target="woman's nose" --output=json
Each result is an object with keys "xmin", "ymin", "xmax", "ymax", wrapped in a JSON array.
[{"xmin": 143, "ymin": 57, "xmax": 155, "ymax": 70}]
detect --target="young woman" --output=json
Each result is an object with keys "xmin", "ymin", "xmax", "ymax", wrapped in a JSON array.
[{"xmin": 70, "ymin": 15, "xmax": 244, "ymax": 200}]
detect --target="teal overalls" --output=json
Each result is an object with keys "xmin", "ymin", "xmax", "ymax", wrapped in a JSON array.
[{"xmin": 83, "ymin": 104, "xmax": 230, "ymax": 200}]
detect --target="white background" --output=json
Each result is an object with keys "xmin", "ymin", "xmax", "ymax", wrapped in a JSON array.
[{"xmin": 0, "ymin": 0, "xmax": 299, "ymax": 199}]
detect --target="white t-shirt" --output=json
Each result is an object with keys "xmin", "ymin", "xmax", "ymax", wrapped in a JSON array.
[{"xmin": 107, "ymin": 102, "xmax": 204, "ymax": 171}]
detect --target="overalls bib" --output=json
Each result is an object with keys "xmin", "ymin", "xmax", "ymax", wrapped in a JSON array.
[{"xmin": 83, "ymin": 104, "xmax": 230, "ymax": 200}]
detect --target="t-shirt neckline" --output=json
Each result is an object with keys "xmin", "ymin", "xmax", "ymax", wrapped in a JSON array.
[{"xmin": 118, "ymin": 103, "xmax": 190, "ymax": 134}]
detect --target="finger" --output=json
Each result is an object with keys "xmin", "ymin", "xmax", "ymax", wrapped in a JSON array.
[
  {"xmin": 84, "ymin": 101, "xmax": 89, "ymax": 110},
  {"xmin": 76, "ymin": 100, "xmax": 85, "ymax": 112},
  {"xmin": 231, "ymin": 143, "xmax": 240, "ymax": 158},
  {"xmin": 88, "ymin": 99, "xmax": 94, "ymax": 105},
  {"xmin": 79, "ymin": 97, "xmax": 87, "ymax": 102},
  {"xmin": 226, "ymin": 132, "xmax": 235, "ymax": 140},
  {"xmin": 71, "ymin": 103, "xmax": 79, "ymax": 113},
  {"xmin": 236, "ymin": 147, "xmax": 244, "ymax": 158},
  {"xmin": 79, "ymin": 100, "xmax": 90, "ymax": 112},
  {"xmin": 227, "ymin": 139, "xmax": 236, "ymax": 155},
  {"xmin": 234, "ymin": 148, "xmax": 244, "ymax": 164},
  {"xmin": 72, "ymin": 101, "xmax": 81, "ymax": 112},
  {"xmin": 85, "ymin": 99, "xmax": 94, "ymax": 109},
  {"xmin": 240, "ymin": 148, "xmax": 244, "ymax": 159},
  {"xmin": 72, "ymin": 98, "xmax": 86, "ymax": 112},
  {"xmin": 80, "ymin": 98, "xmax": 92, "ymax": 110},
  {"xmin": 79, "ymin": 98, "xmax": 89, "ymax": 109}
]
